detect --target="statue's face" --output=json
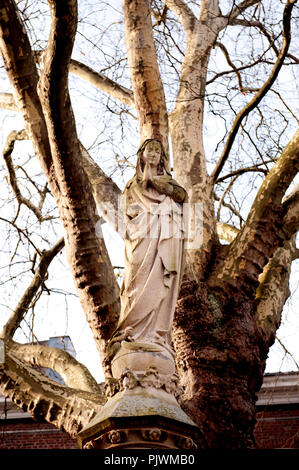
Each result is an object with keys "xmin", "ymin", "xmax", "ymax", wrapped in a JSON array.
[{"xmin": 142, "ymin": 141, "xmax": 162, "ymax": 168}]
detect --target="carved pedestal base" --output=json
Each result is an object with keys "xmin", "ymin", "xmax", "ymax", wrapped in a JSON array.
[
  {"xmin": 78, "ymin": 341, "xmax": 202, "ymax": 449},
  {"xmin": 105, "ymin": 340, "xmax": 182, "ymax": 399},
  {"xmin": 77, "ymin": 387, "xmax": 201, "ymax": 450}
]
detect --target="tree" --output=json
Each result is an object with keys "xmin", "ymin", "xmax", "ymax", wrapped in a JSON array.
[{"xmin": 0, "ymin": 0, "xmax": 298, "ymax": 449}]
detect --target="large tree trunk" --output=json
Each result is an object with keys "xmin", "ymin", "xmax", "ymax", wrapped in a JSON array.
[
  {"xmin": 173, "ymin": 277, "xmax": 265, "ymax": 448},
  {"xmin": 172, "ymin": 129, "xmax": 299, "ymax": 448},
  {"xmin": 123, "ymin": 0, "xmax": 169, "ymax": 152}
]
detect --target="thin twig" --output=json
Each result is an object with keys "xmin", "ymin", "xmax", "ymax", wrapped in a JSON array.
[
  {"xmin": 211, "ymin": 0, "xmax": 296, "ymax": 182},
  {"xmin": 0, "ymin": 237, "xmax": 65, "ymax": 340},
  {"xmin": 3, "ymin": 130, "xmax": 53, "ymax": 222},
  {"xmin": 276, "ymin": 336, "xmax": 299, "ymax": 370}
]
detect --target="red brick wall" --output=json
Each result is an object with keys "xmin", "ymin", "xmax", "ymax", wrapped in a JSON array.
[
  {"xmin": 0, "ymin": 419, "xmax": 77, "ymax": 449},
  {"xmin": 1, "ymin": 408, "xmax": 299, "ymax": 449},
  {"xmin": 254, "ymin": 407, "xmax": 299, "ymax": 449}
]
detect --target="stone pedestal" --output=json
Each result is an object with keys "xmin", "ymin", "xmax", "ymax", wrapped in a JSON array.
[
  {"xmin": 77, "ymin": 387, "xmax": 201, "ymax": 449},
  {"xmin": 77, "ymin": 341, "xmax": 202, "ymax": 450}
]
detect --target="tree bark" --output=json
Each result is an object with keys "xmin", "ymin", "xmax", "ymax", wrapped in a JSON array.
[
  {"xmin": 173, "ymin": 129, "xmax": 299, "ymax": 448},
  {"xmin": 10, "ymin": 341, "xmax": 100, "ymax": 394},
  {"xmin": 123, "ymin": 0, "xmax": 169, "ymax": 152},
  {"xmin": 0, "ymin": 0, "xmax": 54, "ymax": 182},
  {"xmin": 167, "ymin": 0, "xmax": 223, "ymax": 281},
  {"xmin": 0, "ymin": 349, "xmax": 104, "ymax": 437}
]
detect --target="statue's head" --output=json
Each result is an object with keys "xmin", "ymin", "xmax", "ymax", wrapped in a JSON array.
[{"xmin": 136, "ymin": 139, "xmax": 170, "ymax": 178}]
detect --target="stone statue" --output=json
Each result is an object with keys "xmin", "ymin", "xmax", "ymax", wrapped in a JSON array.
[
  {"xmin": 79, "ymin": 141, "xmax": 200, "ymax": 450},
  {"xmin": 105, "ymin": 139, "xmax": 186, "ymax": 395}
]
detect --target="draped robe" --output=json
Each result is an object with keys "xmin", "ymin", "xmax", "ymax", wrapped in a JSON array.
[{"xmin": 116, "ymin": 177, "xmax": 185, "ymax": 356}]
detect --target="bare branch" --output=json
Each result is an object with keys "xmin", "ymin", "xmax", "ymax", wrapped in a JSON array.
[
  {"xmin": 0, "ymin": 238, "xmax": 64, "ymax": 341},
  {"xmin": 287, "ymin": 52, "xmax": 299, "ymax": 64},
  {"xmin": 0, "ymin": 216, "xmax": 43, "ymax": 253},
  {"xmin": 213, "ymin": 191, "xmax": 244, "ymax": 223},
  {"xmin": 271, "ymin": 89, "xmax": 299, "ymax": 126},
  {"xmin": 3, "ymin": 130, "xmax": 54, "ymax": 222},
  {"xmin": 0, "ymin": 0, "xmax": 54, "ymax": 180},
  {"xmin": 0, "ymin": 349, "xmax": 104, "ymax": 437},
  {"xmin": 282, "ymin": 183, "xmax": 299, "ymax": 238},
  {"xmin": 214, "ymin": 128, "xmax": 299, "ymax": 294},
  {"xmin": 207, "ymin": 55, "xmax": 272, "ymax": 88},
  {"xmin": 0, "ymin": 94, "xmax": 123, "ymax": 231},
  {"xmin": 229, "ymin": 18, "xmax": 280, "ymax": 55},
  {"xmin": 256, "ymin": 238, "xmax": 296, "ymax": 345},
  {"xmin": 163, "ymin": 0, "xmax": 197, "ymax": 33},
  {"xmin": 211, "ymin": 0, "xmax": 297, "ymax": 182},
  {"xmin": 256, "ymin": 129, "xmax": 299, "ymax": 211},
  {"xmin": 10, "ymin": 341, "xmax": 100, "ymax": 394},
  {"xmin": 228, "ymin": 13, "xmax": 299, "ymax": 70},
  {"xmin": 227, "ymin": 0, "xmax": 262, "ymax": 23},
  {"xmin": 69, "ymin": 59, "xmax": 135, "ymax": 108},
  {"xmin": 215, "ymin": 41, "xmax": 245, "ymax": 92},
  {"xmin": 36, "ymin": 50, "xmax": 135, "ymax": 107},
  {"xmin": 216, "ymin": 222, "xmax": 239, "ymax": 243},
  {"xmin": 275, "ymin": 336, "xmax": 299, "ymax": 370},
  {"xmin": 216, "ymin": 174, "xmax": 239, "ymax": 221},
  {"xmin": 216, "ymin": 161, "xmax": 269, "ymax": 183},
  {"xmin": 228, "ymin": 17, "xmax": 299, "ymax": 65}
]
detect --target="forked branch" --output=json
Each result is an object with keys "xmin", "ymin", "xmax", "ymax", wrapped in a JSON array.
[
  {"xmin": 3, "ymin": 130, "xmax": 53, "ymax": 222},
  {"xmin": 163, "ymin": 0, "xmax": 197, "ymax": 34},
  {"xmin": 227, "ymin": 0, "xmax": 261, "ymax": 23},
  {"xmin": 0, "ymin": 93, "xmax": 122, "ymax": 231}
]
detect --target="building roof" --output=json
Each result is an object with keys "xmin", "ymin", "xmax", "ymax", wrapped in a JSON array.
[{"xmin": 257, "ymin": 371, "xmax": 299, "ymax": 406}]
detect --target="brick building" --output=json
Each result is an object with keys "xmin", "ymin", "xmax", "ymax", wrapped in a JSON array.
[{"xmin": 255, "ymin": 372, "xmax": 299, "ymax": 448}]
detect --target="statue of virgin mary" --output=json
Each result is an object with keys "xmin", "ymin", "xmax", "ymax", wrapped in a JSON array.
[{"xmin": 109, "ymin": 139, "xmax": 186, "ymax": 361}]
